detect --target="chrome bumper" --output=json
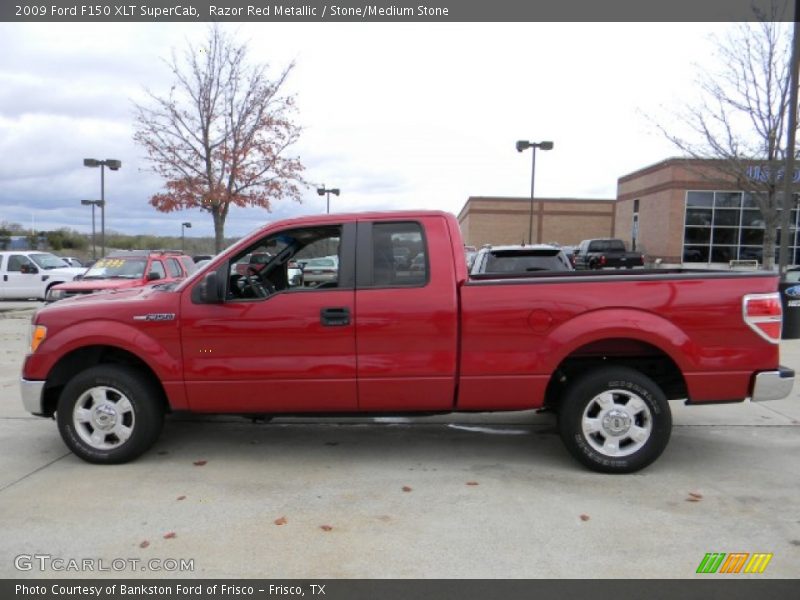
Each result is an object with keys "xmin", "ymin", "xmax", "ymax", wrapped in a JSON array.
[
  {"xmin": 20, "ymin": 379, "xmax": 46, "ymax": 414},
  {"xmin": 751, "ymin": 367, "xmax": 795, "ymax": 402}
]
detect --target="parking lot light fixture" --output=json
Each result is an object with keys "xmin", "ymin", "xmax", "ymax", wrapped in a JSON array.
[
  {"xmin": 317, "ymin": 185, "xmax": 340, "ymax": 214},
  {"xmin": 83, "ymin": 158, "xmax": 121, "ymax": 257},
  {"xmin": 516, "ymin": 140, "xmax": 554, "ymax": 244}
]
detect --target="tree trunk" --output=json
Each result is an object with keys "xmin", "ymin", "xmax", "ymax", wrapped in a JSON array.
[
  {"xmin": 212, "ymin": 206, "xmax": 225, "ymax": 254},
  {"xmin": 762, "ymin": 212, "xmax": 778, "ymax": 271}
]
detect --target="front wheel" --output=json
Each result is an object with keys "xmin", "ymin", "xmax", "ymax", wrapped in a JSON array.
[
  {"xmin": 557, "ymin": 367, "xmax": 671, "ymax": 473},
  {"xmin": 57, "ymin": 365, "xmax": 164, "ymax": 464}
]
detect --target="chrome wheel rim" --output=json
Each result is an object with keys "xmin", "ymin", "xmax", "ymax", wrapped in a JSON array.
[
  {"xmin": 73, "ymin": 386, "xmax": 135, "ymax": 450},
  {"xmin": 581, "ymin": 389, "xmax": 652, "ymax": 457}
]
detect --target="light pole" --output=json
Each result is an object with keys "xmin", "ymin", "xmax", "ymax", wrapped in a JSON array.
[
  {"xmin": 83, "ymin": 158, "xmax": 121, "ymax": 257},
  {"xmin": 317, "ymin": 185, "xmax": 340, "ymax": 214},
  {"xmin": 80, "ymin": 200, "xmax": 104, "ymax": 260},
  {"xmin": 516, "ymin": 140, "xmax": 554, "ymax": 244},
  {"xmin": 181, "ymin": 222, "xmax": 192, "ymax": 252}
]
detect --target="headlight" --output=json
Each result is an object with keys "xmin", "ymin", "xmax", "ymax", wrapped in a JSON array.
[
  {"xmin": 46, "ymin": 288, "xmax": 66, "ymax": 302},
  {"xmin": 29, "ymin": 324, "xmax": 47, "ymax": 354}
]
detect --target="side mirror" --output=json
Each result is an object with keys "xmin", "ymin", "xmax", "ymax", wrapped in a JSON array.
[
  {"xmin": 192, "ymin": 271, "xmax": 224, "ymax": 304},
  {"xmin": 147, "ymin": 272, "xmax": 162, "ymax": 281}
]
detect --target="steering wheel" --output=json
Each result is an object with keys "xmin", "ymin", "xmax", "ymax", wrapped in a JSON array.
[{"xmin": 239, "ymin": 275, "xmax": 268, "ymax": 298}]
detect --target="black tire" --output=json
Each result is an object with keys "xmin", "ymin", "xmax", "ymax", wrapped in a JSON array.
[
  {"xmin": 57, "ymin": 365, "xmax": 164, "ymax": 464},
  {"xmin": 557, "ymin": 366, "xmax": 671, "ymax": 474}
]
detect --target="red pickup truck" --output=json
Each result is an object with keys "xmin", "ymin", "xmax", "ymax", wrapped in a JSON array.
[{"xmin": 20, "ymin": 211, "xmax": 794, "ymax": 473}]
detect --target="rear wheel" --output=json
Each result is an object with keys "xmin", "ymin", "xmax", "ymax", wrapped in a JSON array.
[
  {"xmin": 57, "ymin": 365, "xmax": 164, "ymax": 464},
  {"xmin": 557, "ymin": 366, "xmax": 671, "ymax": 473}
]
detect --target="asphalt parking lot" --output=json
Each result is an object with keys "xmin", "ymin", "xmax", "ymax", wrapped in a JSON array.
[{"xmin": 0, "ymin": 300, "xmax": 799, "ymax": 579}]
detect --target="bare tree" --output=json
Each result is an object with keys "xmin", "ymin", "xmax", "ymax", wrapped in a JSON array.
[
  {"xmin": 133, "ymin": 26, "xmax": 305, "ymax": 252},
  {"xmin": 657, "ymin": 5, "xmax": 795, "ymax": 269}
]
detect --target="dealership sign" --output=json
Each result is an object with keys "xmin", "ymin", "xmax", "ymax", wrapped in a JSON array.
[{"xmin": 746, "ymin": 165, "xmax": 800, "ymax": 183}]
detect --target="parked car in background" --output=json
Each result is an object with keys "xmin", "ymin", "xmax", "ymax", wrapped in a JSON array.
[
  {"xmin": 46, "ymin": 250, "xmax": 195, "ymax": 302},
  {"xmin": 464, "ymin": 246, "xmax": 477, "ymax": 270},
  {"xmin": 192, "ymin": 254, "xmax": 213, "ymax": 263},
  {"xmin": 573, "ymin": 238, "xmax": 644, "ymax": 270},
  {"xmin": 302, "ymin": 256, "xmax": 338, "ymax": 286},
  {"xmin": 470, "ymin": 244, "xmax": 574, "ymax": 275},
  {"xmin": 59, "ymin": 257, "xmax": 84, "ymax": 268},
  {"xmin": 0, "ymin": 251, "xmax": 86, "ymax": 300}
]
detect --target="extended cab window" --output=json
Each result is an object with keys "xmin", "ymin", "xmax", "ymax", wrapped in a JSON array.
[
  {"xmin": 370, "ymin": 222, "xmax": 427, "ymax": 287},
  {"xmin": 166, "ymin": 258, "xmax": 182, "ymax": 277},
  {"xmin": 226, "ymin": 226, "xmax": 343, "ymax": 300},
  {"xmin": 149, "ymin": 260, "xmax": 166, "ymax": 280}
]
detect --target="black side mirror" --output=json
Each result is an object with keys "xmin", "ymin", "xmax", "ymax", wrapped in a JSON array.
[
  {"xmin": 192, "ymin": 271, "xmax": 224, "ymax": 304},
  {"xmin": 147, "ymin": 272, "xmax": 161, "ymax": 281}
]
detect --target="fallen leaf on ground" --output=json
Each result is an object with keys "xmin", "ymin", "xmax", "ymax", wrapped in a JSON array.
[
  {"xmin": 139, "ymin": 540, "xmax": 150, "ymax": 549},
  {"xmin": 320, "ymin": 525, "xmax": 333, "ymax": 531},
  {"xmin": 580, "ymin": 514, "xmax": 590, "ymax": 522},
  {"xmin": 274, "ymin": 516, "xmax": 287, "ymax": 526},
  {"xmin": 686, "ymin": 497, "xmax": 701, "ymax": 503},
  {"xmin": 193, "ymin": 460, "xmax": 207, "ymax": 466},
  {"xmin": 402, "ymin": 486, "xmax": 412, "ymax": 492},
  {"xmin": 688, "ymin": 492, "xmax": 703, "ymax": 499},
  {"xmin": 466, "ymin": 481, "xmax": 479, "ymax": 486},
  {"xmin": 163, "ymin": 532, "xmax": 177, "ymax": 539},
  {"xmin": 176, "ymin": 495, "xmax": 186, "ymax": 501}
]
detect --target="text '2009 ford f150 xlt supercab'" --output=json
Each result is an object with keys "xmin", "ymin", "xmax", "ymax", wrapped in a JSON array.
[{"xmin": 20, "ymin": 211, "xmax": 795, "ymax": 473}]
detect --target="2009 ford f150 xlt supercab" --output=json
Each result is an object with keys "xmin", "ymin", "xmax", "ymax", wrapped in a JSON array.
[{"xmin": 20, "ymin": 211, "xmax": 795, "ymax": 473}]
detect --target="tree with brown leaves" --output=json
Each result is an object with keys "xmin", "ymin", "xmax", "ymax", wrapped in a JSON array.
[{"xmin": 133, "ymin": 26, "xmax": 305, "ymax": 252}]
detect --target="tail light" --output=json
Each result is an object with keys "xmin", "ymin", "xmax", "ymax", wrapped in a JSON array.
[
  {"xmin": 743, "ymin": 293, "xmax": 782, "ymax": 343},
  {"xmin": 600, "ymin": 255, "xmax": 607, "ymax": 266}
]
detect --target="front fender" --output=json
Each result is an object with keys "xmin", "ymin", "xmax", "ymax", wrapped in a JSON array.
[{"xmin": 23, "ymin": 319, "xmax": 181, "ymax": 383}]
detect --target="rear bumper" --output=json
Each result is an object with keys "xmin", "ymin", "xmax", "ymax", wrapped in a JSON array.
[
  {"xmin": 20, "ymin": 379, "xmax": 46, "ymax": 415},
  {"xmin": 751, "ymin": 367, "xmax": 795, "ymax": 402}
]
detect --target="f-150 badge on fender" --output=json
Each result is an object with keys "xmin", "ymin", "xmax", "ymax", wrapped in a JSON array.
[{"xmin": 133, "ymin": 313, "xmax": 176, "ymax": 322}]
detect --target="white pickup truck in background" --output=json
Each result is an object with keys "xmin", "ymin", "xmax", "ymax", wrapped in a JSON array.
[{"xmin": 0, "ymin": 251, "xmax": 85, "ymax": 300}]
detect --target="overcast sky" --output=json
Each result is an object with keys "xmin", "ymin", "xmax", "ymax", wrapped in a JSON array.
[{"xmin": 0, "ymin": 21, "xmax": 741, "ymax": 240}]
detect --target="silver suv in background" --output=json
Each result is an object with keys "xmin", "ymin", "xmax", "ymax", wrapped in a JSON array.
[{"xmin": 470, "ymin": 244, "xmax": 574, "ymax": 275}]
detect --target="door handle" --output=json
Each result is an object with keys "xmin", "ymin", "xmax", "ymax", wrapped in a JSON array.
[{"xmin": 321, "ymin": 307, "xmax": 350, "ymax": 326}]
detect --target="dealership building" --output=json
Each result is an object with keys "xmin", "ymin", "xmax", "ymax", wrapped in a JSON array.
[{"xmin": 457, "ymin": 158, "xmax": 797, "ymax": 266}]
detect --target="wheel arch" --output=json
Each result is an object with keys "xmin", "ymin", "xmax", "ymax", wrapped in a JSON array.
[
  {"xmin": 41, "ymin": 345, "xmax": 170, "ymax": 417},
  {"xmin": 544, "ymin": 337, "xmax": 688, "ymax": 411}
]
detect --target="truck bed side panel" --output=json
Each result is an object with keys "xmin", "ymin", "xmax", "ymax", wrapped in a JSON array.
[{"xmin": 458, "ymin": 274, "xmax": 779, "ymax": 409}]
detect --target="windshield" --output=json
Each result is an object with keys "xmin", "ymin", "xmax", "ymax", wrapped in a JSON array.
[
  {"xmin": 29, "ymin": 253, "xmax": 70, "ymax": 270},
  {"xmin": 83, "ymin": 257, "xmax": 147, "ymax": 279}
]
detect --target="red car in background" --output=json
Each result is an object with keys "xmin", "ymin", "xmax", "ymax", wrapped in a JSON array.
[{"xmin": 46, "ymin": 251, "xmax": 195, "ymax": 302}]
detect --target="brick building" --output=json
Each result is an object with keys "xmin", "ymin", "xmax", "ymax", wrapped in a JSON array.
[
  {"xmin": 616, "ymin": 158, "xmax": 798, "ymax": 265},
  {"xmin": 457, "ymin": 196, "xmax": 616, "ymax": 247},
  {"xmin": 459, "ymin": 158, "xmax": 798, "ymax": 266}
]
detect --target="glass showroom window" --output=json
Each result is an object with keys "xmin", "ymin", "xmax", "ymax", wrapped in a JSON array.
[{"xmin": 683, "ymin": 190, "xmax": 799, "ymax": 265}]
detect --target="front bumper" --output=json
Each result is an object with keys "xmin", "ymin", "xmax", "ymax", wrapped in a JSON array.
[
  {"xmin": 20, "ymin": 379, "xmax": 46, "ymax": 415},
  {"xmin": 751, "ymin": 366, "xmax": 795, "ymax": 402}
]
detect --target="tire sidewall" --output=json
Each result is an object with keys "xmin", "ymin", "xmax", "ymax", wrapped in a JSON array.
[
  {"xmin": 558, "ymin": 367, "xmax": 672, "ymax": 474},
  {"xmin": 57, "ymin": 365, "xmax": 163, "ymax": 464}
]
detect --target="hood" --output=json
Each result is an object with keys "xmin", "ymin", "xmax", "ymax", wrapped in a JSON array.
[
  {"xmin": 37, "ymin": 284, "xmax": 179, "ymax": 318},
  {"xmin": 53, "ymin": 278, "xmax": 143, "ymax": 292},
  {"xmin": 46, "ymin": 267, "xmax": 86, "ymax": 279}
]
